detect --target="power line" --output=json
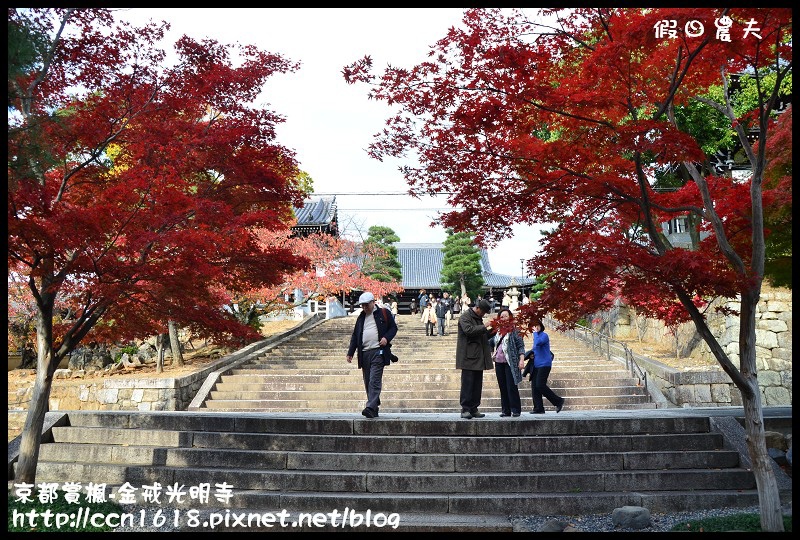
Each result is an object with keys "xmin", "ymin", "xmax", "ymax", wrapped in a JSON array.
[
  {"xmin": 313, "ymin": 192, "xmax": 455, "ymax": 196},
  {"xmin": 339, "ymin": 208, "xmax": 464, "ymax": 212}
]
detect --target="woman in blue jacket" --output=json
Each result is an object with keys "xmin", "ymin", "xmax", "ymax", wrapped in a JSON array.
[{"xmin": 526, "ymin": 321, "xmax": 565, "ymax": 414}]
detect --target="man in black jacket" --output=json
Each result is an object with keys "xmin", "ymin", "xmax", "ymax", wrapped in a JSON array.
[
  {"xmin": 346, "ymin": 292, "xmax": 398, "ymax": 418},
  {"xmin": 455, "ymin": 298, "xmax": 494, "ymax": 419},
  {"xmin": 435, "ymin": 292, "xmax": 452, "ymax": 336}
]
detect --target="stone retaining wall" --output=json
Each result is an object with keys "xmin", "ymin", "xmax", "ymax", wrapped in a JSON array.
[
  {"xmin": 7, "ymin": 316, "xmax": 321, "ymax": 416},
  {"xmin": 9, "ymin": 358, "xmax": 227, "ymax": 413},
  {"xmin": 594, "ymin": 286, "xmax": 792, "ymax": 407}
]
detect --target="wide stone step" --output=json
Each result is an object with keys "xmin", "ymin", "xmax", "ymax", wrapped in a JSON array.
[
  {"xmin": 208, "ymin": 387, "xmax": 648, "ymax": 401},
  {"xmin": 29, "ymin": 462, "xmax": 754, "ymax": 493},
  {"xmin": 271, "ymin": 350, "xmax": 602, "ymax": 359},
  {"xmin": 51, "ymin": 425, "xmax": 725, "ymax": 454},
  {"xmin": 212, "ymin": 383, "xmax": 646, "ymax": 396},
  {"xmin": 201, "ymin": 396, "xmax": 654, "ymax": 411},
  {"xmin": 231, "ymin": 366, "xmax": 633, "ymax": 376},
  {"xmin": 66, "ymin": 411, "xmax": 708, "ymax": 435},
  {"xmin": 199, "ymin": 489, "xmax": 761, "ymax": 518},
  {"xmin": 200, "ymin": 404, "xmax": 659, "ymax": 412},
  {"xmin": 38, "ymin": 443, "xmax": 739, "ymax": 472},
  {"xmin": 248, "ymin": 359, "xmax": 625, "ymax": 369},
  {"xmin": 218, "ymin": 374, "xmax": 640, "ymax": 385}
]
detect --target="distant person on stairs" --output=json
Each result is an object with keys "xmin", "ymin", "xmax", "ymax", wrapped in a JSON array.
[
  {"xmin": 421, "ymin": 300, "xmax": 437, "ymax": 337},
  {"xmin": 455, "ymin": 298, "xmax": 494, "ymax": 419},
  {"xmin": 346, "ymin": 291, "xmax": 398, "ymax": 418},
  {"xmin": 417, "ymin": 289, "xmax": 428, "ymax": 313},
  {"xmin": 435, "ymin": 294, "xmax": 450, "ymax": 336},
  {"xmin": 442, "ymin": 291, "xmax": 454, "ymax": 333},
  {"xmin": 525, "ymin": 321, "xmax": 565, "ymax": 414}
]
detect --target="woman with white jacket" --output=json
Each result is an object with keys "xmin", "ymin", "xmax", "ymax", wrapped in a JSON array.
[{"xmin": 420, "ymin": 300, "xmax": 437, "ymax": 337}]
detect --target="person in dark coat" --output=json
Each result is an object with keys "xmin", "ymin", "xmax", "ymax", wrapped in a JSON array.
[
  {"xmin": 455, "ymin": 298, "xmax": 493, "ymax": 419},
  {"xmin": 417, "ymin": 289, "xmax": 428, "ymax": 313},
  {"xmin": 435, "ymin": 294, "xmax": 451, "ymax": 336},
  {"xmin": 347, "ymin": 292, "xmax": 398, "ymax": 418}
]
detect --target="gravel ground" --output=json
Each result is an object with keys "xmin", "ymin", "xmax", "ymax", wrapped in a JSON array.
[{"xmin": 110, "ymin": 504, "xmax": 789, "ymax": 532}]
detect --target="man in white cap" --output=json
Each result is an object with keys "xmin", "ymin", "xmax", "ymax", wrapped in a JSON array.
[{"xmin": 346, "ymin": 291, "xmax": 398, "ymax": 418}]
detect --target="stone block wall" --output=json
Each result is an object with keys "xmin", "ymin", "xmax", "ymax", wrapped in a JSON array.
[
  {"xmin": 594, "ymin": 286, "xmax": 792, "ymax": 407},
  {"xmin": 8, "ymin": 315, "xmax": 321, "ymax": 417},
  {"xmin": 8, "ymin": 359, "xmax": 226, "ymax": 413}
]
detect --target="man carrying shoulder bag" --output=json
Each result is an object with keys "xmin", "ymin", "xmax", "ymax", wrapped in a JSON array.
[{"xmin": 346, "ymin": 292, "xmax": 398, "ymax": 418}]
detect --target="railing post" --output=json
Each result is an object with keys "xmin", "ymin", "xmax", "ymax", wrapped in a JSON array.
[
  {"xmin": 624, "ymin": 344, "xmax": 632, "ymax": 376},
  {"xmin": 643, "ymin": 372, "xmax": 649, "ymax": 401}
]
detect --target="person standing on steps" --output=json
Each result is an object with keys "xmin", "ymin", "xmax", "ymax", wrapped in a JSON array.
[
  {"xmin": 346, "ymin": 291, "xmax": 398, "ymax": 419},
  {"xmin": 417, "ymin": 289, "xmax": 428, "ymax": 313},
  {"xmin": 435, "ymin": 293, "xmax": 450, "ymax": 336},
  {"xmin": 456, "ymin": 298, "xmax": 494, "ymax": 419},
  {"xmin": 526, "ymin": 320, "xmax": 565, "ymax": 414},
  {"xmin": 443, "ymin": 291, "xmax": 454, "ymax": 333},
  {"xmin": 421, "ymin": 300, "xmax": 437, "ymax": 337},
  {"xmin": 488, "ymin": 307, "xmax": 526, "ymax": 417}
]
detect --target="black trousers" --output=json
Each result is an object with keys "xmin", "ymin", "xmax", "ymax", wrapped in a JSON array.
[
  {"xmin": 459, "ymin": 369, "xmax": 484, "ymax": 412},
  {"xmin": 530, "ymin": 365, "xmax": 563, "ymax": 412},
  {"xmin": 495, "ymin": 362, "xmax": 522, "ymax": 415},
  {"xmin": 361, "ymin": 348, "xmax": 384, "ymax": 411}
]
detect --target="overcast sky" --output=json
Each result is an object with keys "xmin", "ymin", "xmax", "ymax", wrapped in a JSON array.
[{"xmin": 116, "ymin": 8, "xmax": 546, "ymax": 278}]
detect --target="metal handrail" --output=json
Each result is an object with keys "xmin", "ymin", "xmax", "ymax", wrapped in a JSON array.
[{"xmin": 544, "ymin": 316, "xmax": 649, "ymax": 401}]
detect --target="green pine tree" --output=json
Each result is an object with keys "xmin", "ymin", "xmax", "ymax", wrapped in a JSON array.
[
  {"xmin": 441, "ymin": 229, "xmax": 484, "ymax": 298},
  {"xmin": 362, "ymin": 226, "xmax": 403, "ymax": 283},
  {"xmin": 528, "ymin": 272, "xmax": 550, "ymax": 301}
]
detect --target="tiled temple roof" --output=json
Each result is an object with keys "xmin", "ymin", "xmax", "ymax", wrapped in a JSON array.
[
  {"xmin": 396, "ymin": 243, "xmax": 534, "ymax": 290},
  {"xmin": 289, "ymin": 197, "xmax": 533, "ymax": 291},
  {"xmin": 292, "ymin": 196, "xmax": 338, "ymax": 236}
]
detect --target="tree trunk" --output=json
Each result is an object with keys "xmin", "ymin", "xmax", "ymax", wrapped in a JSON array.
[
  {"xmin": 742, "ymin": 391, "xmax": 784, "ymax": 531},
  {"xmin": 739, "ymin": 289, "xmax": 785, "ymax": 532},
  {"xmin": 674, "ymin": 279, "xmax": 784, "ymax": 531},
  {"xmin": 675, "ymin": 332, "xmax": 679, "ymax": 361},
  {"xmin": 155, "ymin": 333, "xmax": 167, "ymax": 373},
  {"xmin": 168, "ymin": 320, "xmax": 184, "ymax": 367},
  {"xmin": 14, "ymin": 305, "xmax": 56, "ymax": 484},
  {"xmin": 687, "ymin": 212, "xmax": 702, "ymax": 250}
]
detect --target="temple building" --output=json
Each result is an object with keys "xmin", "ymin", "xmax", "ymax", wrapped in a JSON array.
[
  {"xmin": 293, "ymin": 196, "xmax": 535, "ymax": 313},
  {"xmin": 392, "ymin": 243, "xmax": 534, "ymax": 313},
  {"xmin": 291, "ymin": 195, "xmax": 339, "ymax": 237}
]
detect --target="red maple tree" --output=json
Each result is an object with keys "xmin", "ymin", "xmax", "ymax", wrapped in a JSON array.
[
  {"xmin": 344, "ymin": 8, "xmax": 791, "ymax": 530},
  {"xmin": 8, "ymin": 8, "xmax": 309, "ymax": 483},
  {"xmin": 242, "ymin": 225, "xmax": 404, "ymax": 315}
]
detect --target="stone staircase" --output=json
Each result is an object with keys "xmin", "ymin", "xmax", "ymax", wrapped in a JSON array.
[
  {"xmin": 194, "ymin": 315, "xmax": 654, "ymax": 413},
  {"xmin": 12, "ymin": 316, "xmax": 791, "ymax": 531},
  {"xmin": 19, "ymin": 409, "xmax": 769, "ymax": 531}
]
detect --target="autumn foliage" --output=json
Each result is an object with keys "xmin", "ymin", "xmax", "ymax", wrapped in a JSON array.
[
  {"xmin": 343, "ymin": 7, "xmax": 792, "ymax": 329},
  {"xmin": 344, "ymin": 8, "xmax": 791, "ymax": 530},
  {"xmin": 249, "ymin": 226, "xmax": 404, "ymax": 309},
  {"xmin": 9, "ymin": 9, "xmax": 311, "ymax": 353}
]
